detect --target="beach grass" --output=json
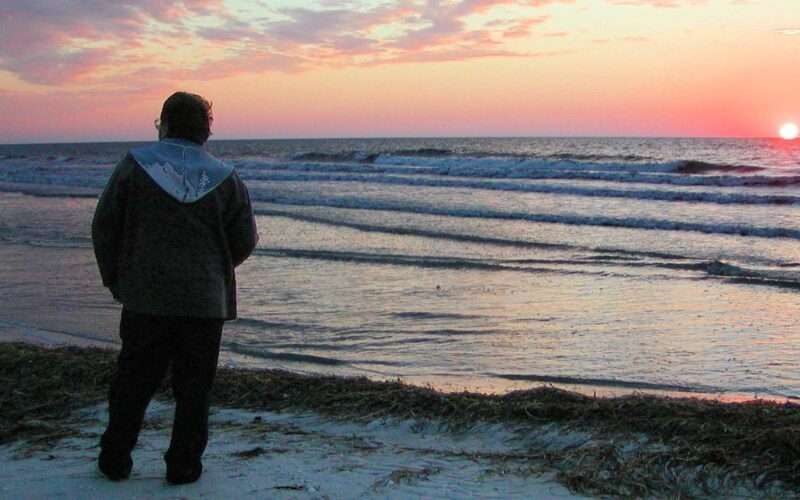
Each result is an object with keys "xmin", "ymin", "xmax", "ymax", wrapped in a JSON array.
[{"xmin": 2, "ymin": 342, "xmax": 799, "ymax": 497}]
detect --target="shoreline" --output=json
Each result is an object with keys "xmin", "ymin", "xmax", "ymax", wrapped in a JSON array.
[
  {"xmin": 3, "ymin": 320, "xmax": 795, "ymax": 405},
  {"xmin": 2, "ymin": 342, "xmax": 799, "ymax": 498}
]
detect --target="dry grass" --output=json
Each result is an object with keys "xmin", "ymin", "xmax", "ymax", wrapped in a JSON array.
[{"xmin": 2, "ymin": 342, "xmax": 799, "ymax": 497}]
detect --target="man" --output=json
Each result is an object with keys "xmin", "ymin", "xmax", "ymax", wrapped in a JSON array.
[{"xmin": 91, "ymin": 92, "xmax": 258, "ymax": 484}]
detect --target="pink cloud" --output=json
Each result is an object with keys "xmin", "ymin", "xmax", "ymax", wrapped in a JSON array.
[
  {"xmin": 0, "ymin": 0, "xmax": 569, "ymax": 88},
  {"xmin": 188, "ymin": 1, "xmax": 569, "ymax": 77},
  {"xmin": 607, "ymin": 0, "xmax": 707, "ymax": 7},
  {"xmin": 498, "ymin": 16, "xmax": 550, "ymax": 38},
  {"xmin": 5, "ymin": 48, "xmax": 116, "ymax": 85},
  {"xmin": 367, "ymin": 47, "xmax": 570, "ymax": 65},
  {"xmin": 0, "ymin": 1, "xmax": 225, "ymax": 84}
]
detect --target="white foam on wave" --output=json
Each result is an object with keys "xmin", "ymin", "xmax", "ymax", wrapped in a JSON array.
[
  {"xmin": 375, "ymin": 154, "xmax": 678, "ymax": 173},
  {"xmin": 232, "ymin": 158, "xmax": 799, "ymax": 188},
  {"xmin": 238, "ymin": 170, "xmax": 800, "ymax": 206},
  {"xmin": 250, "ymin": 191, "xmax": 800, "ymax": 241},
  {"xmin": 1, "ymin": 152, "xmax": 796, "ymax": 202}
]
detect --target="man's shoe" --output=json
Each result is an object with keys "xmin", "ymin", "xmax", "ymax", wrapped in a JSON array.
[
  {"xmin": 98, "ymin": 450, "xmax": 132, "ymax": 481},
  {"xmin": 166, "ymin": 461, "xmax": 203, "ymax": 485}
]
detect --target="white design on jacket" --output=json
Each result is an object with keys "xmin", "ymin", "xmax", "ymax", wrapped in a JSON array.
[{"xmin": 130, "ymin": 138, "xmax": 234, "ymax": 203}]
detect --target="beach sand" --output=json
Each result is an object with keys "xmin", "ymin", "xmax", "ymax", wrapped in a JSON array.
[
  {"xmin": 2, "ymin": 332, "xmax": 798, "ymax": 499},
  {"xmin": 0, "ymin": 400, "xmax": 581, "ymax": 499},
  {"xmin": 0, "ymin": 330, "xmax": 582, "ymax": 499}
]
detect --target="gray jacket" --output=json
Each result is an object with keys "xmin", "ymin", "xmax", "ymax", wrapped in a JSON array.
[{"xmin": 91, "ymin": 146, "xmax": 258, "ymax": 319}]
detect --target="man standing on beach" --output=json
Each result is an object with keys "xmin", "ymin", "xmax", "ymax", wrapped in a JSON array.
[{"xmin": 91, "ymin": 92, "xmax": 258, "ymax": 484}]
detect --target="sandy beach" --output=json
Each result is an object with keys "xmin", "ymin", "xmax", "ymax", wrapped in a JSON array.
[
  {"xmin": 0, "ymin": 333, "xmax": 581, "ymax": 499},
  {"xmin": 1, "ymin": 400, "xmax": 583, "ymax": 499},
  {"xmin": 3, "ymin": 336, "xmax": 798, "ymax": 499}
]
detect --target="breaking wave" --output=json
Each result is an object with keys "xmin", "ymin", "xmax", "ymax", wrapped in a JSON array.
[
  {"xmin": 252, "ymin": 196, "xmax": 800, "ymax": 240},
  {"xmin": 239, "ymin": 170, "xmax": 800, "ymax": 205}
]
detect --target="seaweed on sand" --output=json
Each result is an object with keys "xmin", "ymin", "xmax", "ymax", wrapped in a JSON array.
[
  {"xmin": 211, "ymin": 362, "xmax": 800, "ymax": 495},
  {"xmin": 2, "ymin": 343, "xmax": 799, "ymax": 497},
  {"xmin": 0, "ymin": 343, "xmax": 115, "ymax": 445}
]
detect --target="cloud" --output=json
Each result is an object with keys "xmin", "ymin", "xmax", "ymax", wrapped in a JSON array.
[
  {"xmin": 488, "ymin": 16, "xmax": 550, "ymax": 38},
  {"xmin": 197, "ymin": 1, "xmax": 568, "ymax": 71},
  {"xmin": 3, "ymin": 48, "xmax": 117, "ymax": 86},
  {"xmin": 367, "ymin": 47, "xmax": 570, "ymax": 65},
  {"xmin": 0, "ymin": 0, "xmax": 569, "ymax": 88},
  {"xmin": 0, "ymin": 1, "xmax": 225, "ymax": 85},
  {"xmin": 0, "ymin": 1, "xmax": 224, "ymax": 53},
  {"xmin": 775, "ymin": 28, "xmax": 800, "ymax": 36},
  {"xmin": 606, "ymin": 0, "xmax": 706, "ymax": 6},
  {"xmin": 382, "ymin": 0, "xmax": 543, "ymax": 50},
  {"xmin": 608, "ymin": 0, "xmax": 752, "ymax": 6}
]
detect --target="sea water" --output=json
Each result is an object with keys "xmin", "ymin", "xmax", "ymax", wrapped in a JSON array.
[{"xmin": 1, "ymin": 137, "xmax": 799, "ymax": 399}]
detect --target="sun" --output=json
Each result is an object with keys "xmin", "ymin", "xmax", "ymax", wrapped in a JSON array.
[{"xmin": 780, "ymin": 122, "xmax": 799, "ymax": 140}]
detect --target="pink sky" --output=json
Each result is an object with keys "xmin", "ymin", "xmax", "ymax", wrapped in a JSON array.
[{"xmin": 1, "ymin": 0, "xmax": 799, "ymax": 143}]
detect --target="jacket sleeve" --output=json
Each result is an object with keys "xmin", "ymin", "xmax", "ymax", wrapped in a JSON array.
[
  {"xmin": 225, "ymin": 172, "xmax": 259, "ymax": 267},
  {"xmin": 91, "ymin": 155, "xmax": 131, "ymax": 290}
]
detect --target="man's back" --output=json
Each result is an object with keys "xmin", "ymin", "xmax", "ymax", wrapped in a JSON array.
[{"xmin": 91, "ymin": 148, "xmax": 257, "ymax": 319}]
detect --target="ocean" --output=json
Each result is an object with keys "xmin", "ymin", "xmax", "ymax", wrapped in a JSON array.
[{"xmin": 1, "ymin": 137, "xmax": 799, "ymax": 399}]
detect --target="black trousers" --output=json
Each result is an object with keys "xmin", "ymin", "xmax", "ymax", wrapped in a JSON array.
[{"xmin": 100, "ymin": 308, "xmax": 224, "ymax": 466}]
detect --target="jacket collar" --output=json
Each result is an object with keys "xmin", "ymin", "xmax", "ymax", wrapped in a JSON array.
[{"xmin": 130, "ymin": 139, "xmax": 233, "ymax": 203}]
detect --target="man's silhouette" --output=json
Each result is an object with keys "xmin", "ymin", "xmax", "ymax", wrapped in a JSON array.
[{"xmin": 92, "ymin": 92, "xmax": 258, "ymax": 484}]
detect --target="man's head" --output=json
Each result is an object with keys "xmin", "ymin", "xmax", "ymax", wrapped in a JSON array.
[{"xmin": 158, "ymin": 92, "xmax": 213, "ymax": 145}]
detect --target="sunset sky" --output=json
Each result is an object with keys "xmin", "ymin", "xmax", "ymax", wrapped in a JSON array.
[{"xmin": 1, "ymin": 0, "xmax": 798, "ymax": 143}]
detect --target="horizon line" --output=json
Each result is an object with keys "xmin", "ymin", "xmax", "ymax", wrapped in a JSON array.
[{"xmin": 0, "ymin": 134, "xmax": 787, "ymax": 147}]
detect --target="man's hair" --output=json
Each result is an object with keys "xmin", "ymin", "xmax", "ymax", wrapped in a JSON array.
[{"xmin": 160, "ymin": 92, "xmax": 213, "ymax": 145}]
